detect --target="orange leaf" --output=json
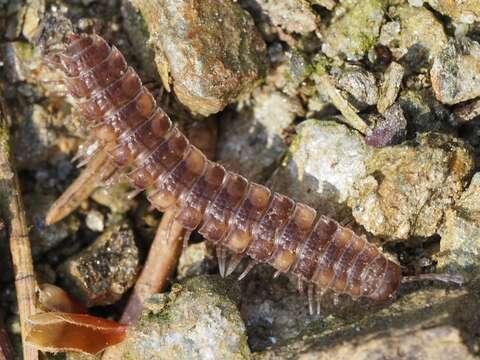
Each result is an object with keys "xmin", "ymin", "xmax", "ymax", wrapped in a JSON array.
[{"xmin": 26, "ymin": 312, "xmax": 128, "ymax": 355}]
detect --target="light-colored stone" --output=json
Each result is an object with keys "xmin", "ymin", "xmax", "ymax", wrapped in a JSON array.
[
  {"xmin": 269, "ymin": 120, "xmax": 373, "ymax": 217},
  {"xmin": 349, "ymin": 133, "xmax": 474, "ymax": 241}
]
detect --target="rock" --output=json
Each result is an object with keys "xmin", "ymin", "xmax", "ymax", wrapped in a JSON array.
[
  {"xmin": 85, "ymin": 209, "xmax": 105, "ymax": 232},
  {"xmin": 21, "ymin": 0, "xmax": 45, "ymax": 41},
  {"xmin": 91, "ymin": 182, "xmax": 135, "ymax": 214},
  {"xmin": 122, "ymin": 275, "xmax": 250, "ymax": 360},
  {"xmin": 438, "ymin": 173, "xmax": 480, "ymax": 281},
  {"xmin": 255, "ymin": 0, "xmax": 319, "ymax": 35},
  {"xmin": 240, "ymin": 265, "xmax": 320, "ymax": 351},
  {"xmin": 11, "ymin": 104, "xmax": 60, "ymax": 169},
  {"xmin": 431, "ymin": 38, "xmax": 480, "ymax": 105},
  {"xmin": 177, "ymin": 242, "xmax": 216, "ymax": 280},
  {"xmin": 259, "ymin": 326, "xmax": 475, "ymax": 359},
  {"xmin": 377, "ymin": 62, "xmax": 404, "ymax": 114},
  {"xmin": 129, "ymin": 0, "xmax": 267, "ymax": 116},
  {"xmin": 217, "ymin": 90, "xmax": 302, "ymax": 182},
  {"xmin": 4, "ymin": 0, "xmax": 26, "ymax": 40},
  {"xmin": 24, "ymin": 193, "xmax": 79, "ymax": 257},
  {"xmin": 322, "ymin": 0, "xmax": 386, "ymax": 61},
  {"xmin": 336, "ymin": 66, "xmax": 378, "ymax": 110},
  {"xmin": 269, "ymin": 120, "xmax": 373, "ymax": 218},
  {"xmin": 398, "ymin": 89, "xmax": 452, "ymax": 132},
  {"xmin": 426, "ymin": 0, "xmax": 480, "ymax": 24},
  {"xmin": 2, "ymin": 42, "xmax": 34, "ymax": 83},
  {"xmin": 349, "ymin": 133, "xmax": 474, "ymax": 241},
  {"xmin": 365, "ymin": 103, "xmax": 407, "ymax": 148},
  {"xmin": 398, "ymin": 88, "xmax": 452, "ymax": 134},
  {"xmin": 387, "ymin": 4, "xmax": 448, "ymax": 65},
  {"xmin": 60, "ymin": 222, "xmax": 140, "ymax": 307},
  {"xmin": 256, "ymin": 280, "xmax": 479, "ymax": 359}
]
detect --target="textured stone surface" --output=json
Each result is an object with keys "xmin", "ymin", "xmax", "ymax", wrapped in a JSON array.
[
  {"xmin": 426, "ymin": 0, "xmax": 480, "ymax": 24},
  {"xmin": 91, "ymin": 181, "xmax": 135, "ymax": 214},
  {"xmin": 398, "ymin": 88, "xmax": 452, "ymax": 134},
  {"xmin": 256, "ymin": 280, "xmax": 479, "ymax": 359},
  {"xmin": 431, "ymin": 38, "xmax": 480, "ymax": 105},
  {"xmin": 349, "ymin": 133, "xmax": 474, "ymax": 241},
  {"xmin": 25, "ymin": 193, "xmax": 79, "ymax": 257},
  {"xmin": 269, "ymin": 120, "xmax": 372, "ymax": 217},
  {"xmin": 438, "ymin": 173, "xmax": 480, "ymax": 281},
  {"xmin": 122, "ymin": 275, "xmax": 250, "ymax": 360},
  {"xmin": 129, "ymin": 0, "xmax": 267, "ymax": 116},
  {"xmin": 218, "ymin": 89, "xmax": 301, "ymax": 182},
  {"xmin": 255, "ymin": 0, "xmax": 319, "ymax": 34},
  {"xmin": 322, "ymin": 0, "xmax": 386, "ymax": 61},
  {"xmin": 388, "ymin": 4, "xmax": 447, "ymax": 64},
  {"xmin": 336, "ymin": 66, "xmax": 378, "ymax": 110},
  {"xmin": 60, "ymin": 222, "xmax": 140, "ymax": 307}
]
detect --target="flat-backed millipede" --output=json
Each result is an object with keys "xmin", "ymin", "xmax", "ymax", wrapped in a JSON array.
[{"xmin": 49, "ymin": 33, "xmax": 462, "ymax": 314}]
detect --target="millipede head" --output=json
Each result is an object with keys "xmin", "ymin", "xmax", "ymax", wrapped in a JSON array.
[{"xmin": 32, "ymin": 13, "xmax": 75, "ymax": 54}]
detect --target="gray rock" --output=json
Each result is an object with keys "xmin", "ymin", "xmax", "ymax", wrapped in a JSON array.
[
  {"xmin": 398, "ymin": 88, "xmax": 452, "ymax": 134},
  {"xmin": 349, "ymin": 133, "xmax": 475, "ymax": 241},
  {"xmin": 256, "ymin": 278, "xmax": 478, "ymax": 359},
  {"xmin": 336, "ymin": 66, "xmax": 378, "ymax": 110},
  {"xmin": 85, "ymin": 209, "xmax": 105, "ymax": 232},
  {"xmin": 438, "ymin": 173, "xmax": 480, "ymax": 281},
  {"xmin": 60, "ymin": 222, "xmax": 140, "ymax": 307},
  {"xmin": 91, "ymin": 182, "xmax": 135, "ymax": 214},
  {"xmin": 177, "ymin": 242, "xmax": 216, "ymax": 280},
  {"xmin": 259, "ymin": 325, "xmax": 476, "ymax": 359},
  {"xmin": 240, "ymin": 265, "xmax": 320, "ymax": 352},
  {"xmin": 2, "ymin": 42, "xmax": 34, "ymax": 83},
  {"xmin": 24, "ymin": 193, "xmax": 79, "ymax": 257},
  {"xmin": 122, "ymin": 275, "xmax": 250, "ymax": 360},
  {"xmin": 21, "ymin": 0, "xmax": 45, "ymax": 41},
  {"xmin": 218, "ymin": 90, "xmax": 301, "ymax": 182},
  {"xmin": 255, "ymin": 0, "xmax": 319, "ymax": 35},
  {"xmin": 322, "ymin": 0, "xmax": 386, "ymax": 61},
  {"xmin": 129, "ymin": 0, "xmax": 267, "ymax": 116},
  {"xmin": 11, "ymin": 104, "xmax": 59, "ymax": 169},
  {"xmin": 269, "ymin": 120, "xmax": 373, "ymax": 218},
  {"xmin": 431, "ymin": 38, "xmax": 480, "ymax": 105},
  {"xmin": 426, "ymin": 0, "xmax": 480, "ymax": 24},
  {"xmin": 386, "ymin": 4, "xmax": 448, "ymax": 65}
]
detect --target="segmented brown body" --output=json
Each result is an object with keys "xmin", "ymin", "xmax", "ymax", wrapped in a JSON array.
[{"xmin": 56, "ymin": 34, "xmax": 401, "ymax": 303}]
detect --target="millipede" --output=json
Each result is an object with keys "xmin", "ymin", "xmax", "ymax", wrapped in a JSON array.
[{"xmin": 46, "ymin": 32, "xmax": 462, "ymax": 315}]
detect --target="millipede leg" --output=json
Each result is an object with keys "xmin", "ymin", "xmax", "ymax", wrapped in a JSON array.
[
  {"xmin": 101, "ymin": 171, "xmax": 125, "ymax": 188},
  {"xmin": 307, "ymin": 284, "xmax": 315, "ymax": 315},
  {"xmin": 238, "ymin": 260, "xmax": 256, "ymax": 281},
  {"xmin": 216, "ymin": 245, "xmax": 228, "ymax": 278},
  {"xmin": 401, "ymin": 273, "xmax": 464, "ymax": 285},
  {"xmin": 182, "ymin": 231, "xmax": 192, "ymax": 253},
  {"xmin": 315, "ymin": 288, "xmax": 324, "ymax": 315},
  {"xmin": 333, "ymin": 294, "xmax": 339, "ymax": 306},
  {"xmin": 297, "ymin": 278, "xmax": 305, "ymax": 294},
  {"xmin": 273, "ymin": 270, "xmax": 282, "ymax": 279},
  {"xmin": 127, "ymin": 188, "xmax": 143, "ymax": 200},
  {"xmin": 225, "ymin": 253, "xmax": 244, "ymax": 277}
]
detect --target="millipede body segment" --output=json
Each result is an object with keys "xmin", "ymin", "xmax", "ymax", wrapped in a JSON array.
[{"xmin": 54, "ymin": 33, "xmax": 402, "ymax": 307}]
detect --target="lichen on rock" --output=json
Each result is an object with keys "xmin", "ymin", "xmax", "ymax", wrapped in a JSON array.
[
  {"xmin": 122, "ymin": 275, "xmax": 250, "ymax": 360},
  {"xmin": 349, "ymin": 133, "xmax": 475, "ymax": 241}
]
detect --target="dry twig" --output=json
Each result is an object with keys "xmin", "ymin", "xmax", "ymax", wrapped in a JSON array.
[
  {"xmin": 319, "ymin": 74, "xmax": 369, "ymax": 134},
  {"xmin": 0, "ymin": 96, "xmax": 38, "ymax": 360},
  {"xmin": 46, "ymin": 143, "xmax": 117, "ymax": 225}
]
